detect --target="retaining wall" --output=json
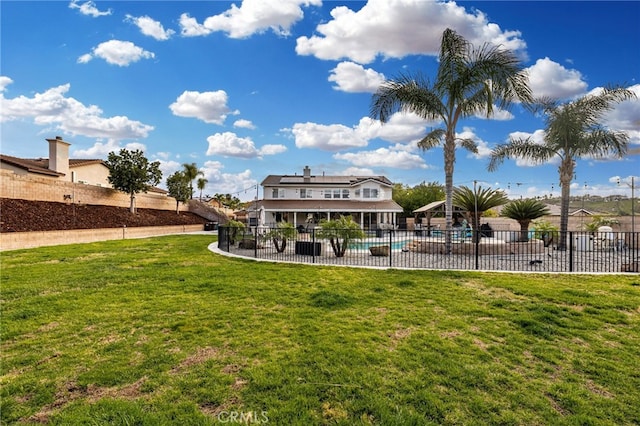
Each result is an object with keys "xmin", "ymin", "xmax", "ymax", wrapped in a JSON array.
[{"xmin": 0, "ymin": 169, "xmax": 185, "ymax": 211}]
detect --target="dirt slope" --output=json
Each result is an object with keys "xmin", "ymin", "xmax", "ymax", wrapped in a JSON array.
[{"xmin": 0, "ymin": 198, "xmax": 208, "ymax": 233}]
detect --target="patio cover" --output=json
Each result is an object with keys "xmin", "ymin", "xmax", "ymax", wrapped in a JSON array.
[
  {"xmin": 413, "ymin": 200, "xmax": 465, "ymax": 231},
  {"xmin": 413, "ymin": 200, "xmax": 446, "ymax": 214}
]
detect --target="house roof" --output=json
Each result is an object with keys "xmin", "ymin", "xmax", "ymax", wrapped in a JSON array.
[
  {"xmin": 255, "ymin": 199, "xmax": 403, "ymax": 212},
  {"xmin": 0, "ymin": 154, "xmax": 105, "ymax": 177},
  {"xmin": 0, "ymin": 154, "xmax": 63, "ymax": 177},
  {"xmin": 261, "ymin": 174, "xmax": 393, "ymax": 187}
]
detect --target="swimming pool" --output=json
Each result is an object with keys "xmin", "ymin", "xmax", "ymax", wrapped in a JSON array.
[{"xmin": 349, "ymin": 239, "xmax": 412, "ymax": 251}]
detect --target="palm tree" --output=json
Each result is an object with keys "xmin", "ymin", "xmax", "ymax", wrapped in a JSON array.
[
  {"xmin": 501, "ymin": 199, "xmax": 550, "ymax": 242},
  {"xmin": 371, "ymin": 28, "xmax": 532, "ymax": 253},
  {"xmin": 196, "ymin": 177, "xmax": 208, "ymax": 202},
  {"xmin": 452, "ymin": 185, "xmax": 508, "ymax": 243},
  {"xmin": 266, "ymin": 222, "xmax": 298, "ymax": 253},
  {"xmin": 488, "ymin": 85, "xmax": 636, "ymax": 249},
  {"xmin": 318, "ymin": 215, "xmax": 366, "ymax": 258},
  {"xmin": 182, "ymin": 162, "xmax": 203, "ymax": 200}
]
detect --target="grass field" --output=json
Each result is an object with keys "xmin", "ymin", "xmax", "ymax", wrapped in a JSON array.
[{"xmin": 1, "ymin": 235, "xmax": 639, "ymax": 425}]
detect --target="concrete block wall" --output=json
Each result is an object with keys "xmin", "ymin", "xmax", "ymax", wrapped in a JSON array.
[{"xmin": 0, "ymin": 170, "xmax": 185, "ymax": 211}]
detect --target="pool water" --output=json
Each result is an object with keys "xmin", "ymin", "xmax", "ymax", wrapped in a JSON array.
[{"xmin": 349, "ymin": 239, "xmax": 411, "ymax": 250}]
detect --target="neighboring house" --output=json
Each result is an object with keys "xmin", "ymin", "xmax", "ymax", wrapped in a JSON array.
[
  {"xmin": 254, "ymin": 166, "xmax": 403, "ymax": 230},
  {"xmin": 0, "ymin": 136, "xmax": 110, "ymax": 186}
]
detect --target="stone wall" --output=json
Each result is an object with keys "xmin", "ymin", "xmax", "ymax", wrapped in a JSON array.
[
  {"xmin": 0, "ymin": 169, "xmax": 184, "ymax": 211},
  {"xmin": 0, "ymin": 224, "xmax": 206, "ymax": 251}
]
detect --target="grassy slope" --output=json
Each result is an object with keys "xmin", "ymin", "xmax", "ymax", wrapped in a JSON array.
[{"xmin": 1, "ymin": 235, "xmax": 639, "ymax": 425}]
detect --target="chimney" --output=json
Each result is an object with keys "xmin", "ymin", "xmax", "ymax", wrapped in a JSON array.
[
  {"xmin": 303, "ymin": 165, "xmax": 311, "ymax": 183},
  {"xmin": 46, "ymin": 136, "xmax": 71, "ymax": 180}
]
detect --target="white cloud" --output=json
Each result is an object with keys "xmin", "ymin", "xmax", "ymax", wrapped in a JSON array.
[
  {"xmin": 328, "ymin": 61, "xmax": 385, "ymax": 93},
  {"xmin": 0, "ymin": 82, "xmax": 154, "ymax": 139},
  {"xmin": 342, "ymin": 166, "xmax": 375, "ymax": 175},
  {"xmin": 357, "ymin": 112, "xmax": 431, "ymax": 144},
  {"xmin": 0, "ymin": 76, "xmax": 13, "ymax": 92},
  {"xmin": 179, "ymin": 13, "xmax": 211, "ymax": 37},
  {"xmin": 291, "ymin": 122, "xmax": 369, "ymax": 151},
  {"xmin": 179, "ymin": 0, "xmax": 321, "ymax": 39},
  {"xmin": 233, "ymin": 119, "xmax": 256, "ymax": 129},
  {"xmin": 334, "ymin": 146, "xmax": 428, "ymax": 170},
  {"xmin": 474, "ymin": 106, "xmax": 514, "ymax": 121},
  {"xmin": 201, "ymin": 160, "xmax": 257, "ymax": 201},
  {"xmin": 457, "ymin": 127, "xmax": 492, "ymax": 159},
  {"xmin": 290, "ymin": 112, "xmax": 430, "ymax": 151},
  {"xmin": 157, "ymin": 159, "xmax": 182, "ymax": 185},
  {"xmin": 68, "ymin": 0, "xmax": 111, "ymax": 17},
  {"xmin": 206, "ymin": 132, "xmax": 286, "ymax": 158},
  {"xmin": 78, "ymin": 40, "xmax": 155, "ymax": 66},
  {"xmin": 169, "ymin": 90, "xmax": 239, "ymax": 124},
  {"xmin": 526, "ymin": 57, "xmax": 588, "ymax": 99},
  {"xmin": 258, "ymin": 144, "xmax": 288, "ymax": 156},
  {"xmin": 72, "ymin": 139, "xmax": 146, "ymax": 158},
  {"xmin": 125, "ymin": 15, "xmax": 175, "ymax": 41},
  {"xmin": 296, "ymin": 0, "xmax": 526, "ymax": 64}
]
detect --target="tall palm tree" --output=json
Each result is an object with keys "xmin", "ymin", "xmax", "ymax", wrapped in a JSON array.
[
  {"xmin": 452, "ymin": 185, "xmax": 508, "ymax": 243},
  {"xmin": 488, "ymin": 85, "xmax": 636, "ymax": 249},
  {"xmin": 196, "ymin": 177, "xmax": 208, "ymax": 202},
  {"xmin": 182, "ymin": 162, "xmax": 203, "ymax": 200},
  {"xmin": 501, "ymin": 199, "xmax": 550, "ymax": 242},
  {"xmin": 371, "ymin": 28, "xmax": 532, "ymax": 253}
]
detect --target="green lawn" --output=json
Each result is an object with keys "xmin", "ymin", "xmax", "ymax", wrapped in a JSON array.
[{"xmin": 1, "ymin": 235, "xmax": 639, "ymax": 425}]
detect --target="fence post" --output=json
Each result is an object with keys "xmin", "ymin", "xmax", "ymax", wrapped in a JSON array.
[
  {"xmin": 312, "ymin": 228, "xmax": 316, "ymax": 264},
  {"xmin": 569, "ymin": 231, "xmax": 574, "ymax": 272},
  {"xmin": 254, "ymin": 226, "xmax": 258, "ymax": 258},
  {"xmin": 474, "ymin": 229, "xmax": 479, "ymax": 270},
  {"xmin": 389, "ymin": 230, "xmax": 393, "ymax": 268}
]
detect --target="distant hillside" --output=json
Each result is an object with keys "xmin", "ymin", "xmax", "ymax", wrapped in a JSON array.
[{"xmin": 541, "ymin": 195, "xmax": 636, "ymax": 216}]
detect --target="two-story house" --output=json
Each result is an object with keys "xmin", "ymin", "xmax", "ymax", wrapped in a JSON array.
[{"xmin": 254, "ymin": 166, "xmax": 403, "ymax": 230}]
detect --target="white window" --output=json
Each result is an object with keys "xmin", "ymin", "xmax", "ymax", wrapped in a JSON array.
[
  {"xmin": 342, "ymin": 189, "xmax": 350, "ymax": 199},
  {"xmin": 300, "ymin": 189, "xmax": 312, "ymax": 198},
  {"xmin": 333, "ymin": 189, "xmax": 341, "ymax": 199},
  {"xmin": 355, "ymin": 189, "xmax": 360, "ymax": 198},
  {"xmin": 324, "ymin": 190, "xmax": 332, "ymax": 199},
  {"xmin": 363, "ymin": 188, "xmax": 378, "ymax": 198},
  {"xmin": 272, "ymin": 188, "xmax": 285, "ymax": 199}
]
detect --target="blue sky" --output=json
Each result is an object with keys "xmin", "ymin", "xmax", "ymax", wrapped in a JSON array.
[{"xmin": 1, "ymin": 0, "xmax": 639, "ymax": 201}]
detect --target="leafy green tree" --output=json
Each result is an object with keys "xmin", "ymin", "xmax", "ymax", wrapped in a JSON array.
[
  {"xmin": 105, "ymin": 149, "xmax": 162, "ymax": 213},
  {"xmin": 393, "ymin": 182, "xmax": 444, "ymax": 216},
  {"xmin": 489, "ymin": 85, "xmax": 636, "ymax": 249},
  {"xmin": 266, "ymin": 222, "xmax": 297, "ymax": 253},
  {"xmin": 453, "ymin": 185, "xmax": 508, "ymax": 242},
  {"xmin": 371, "ymin": 28, "xmax": 532, "ymax": 253},
  {"xmin": 501, "ymin": 199, "xmax": 551, "ymax": 242},
  {"xmin": 213, "ymin": 193, "xmax": 242, "ymax": 210},
  {"xmin": 182, "ymin": 162, "xmax": 203, "ymax": 199},
  {"xmin": 318, "ymin": 216, "xmax": 366, "ymax": 258},
  {"xmin": 166, "ymin": 171, "xmax": 191, "ymax": 214},
  {"xmin": 197, "ymin": 177, "xmax": 208, "ymax": 202}
]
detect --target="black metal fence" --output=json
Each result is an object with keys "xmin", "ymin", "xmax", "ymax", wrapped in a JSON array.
[{"xmin": 217, "ymin": 226, "xmax": 640, "ymax": 273}]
